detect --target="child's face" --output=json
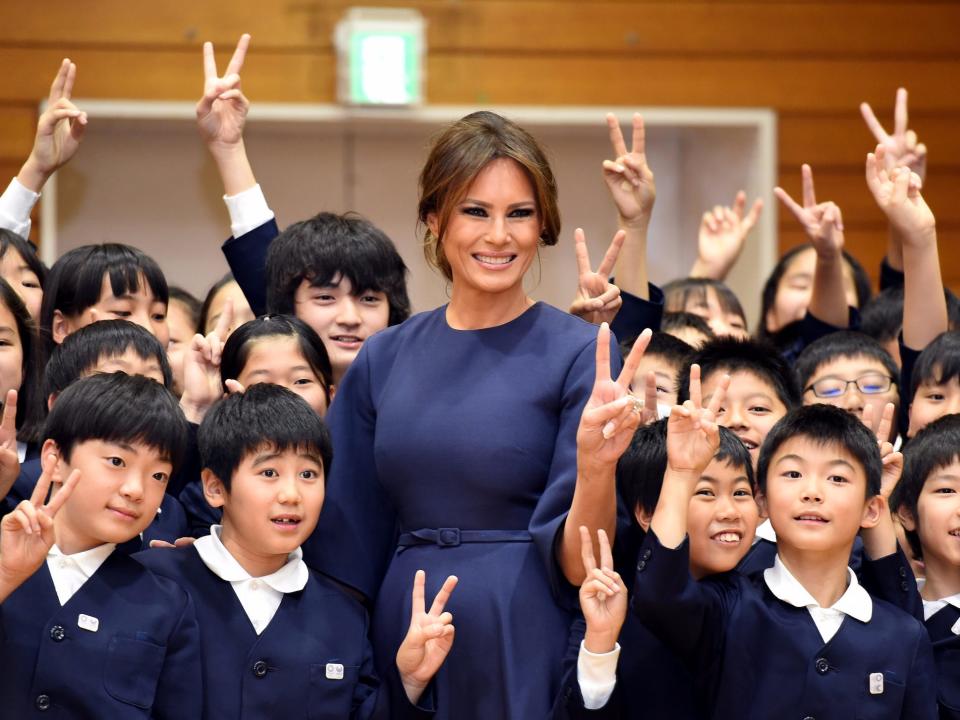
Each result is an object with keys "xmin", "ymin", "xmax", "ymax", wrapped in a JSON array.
[
  {"xmin": 45, "ymin": 438, "xmax": 171, "ymax": 553},
  {"xmin": 165, "ymin": 299, "xmax": 195, "ymax": 397},
  {"xmin": 204, "ymin": 280, "xmax": 254, "ymax": 338},
  {"xmin": 704, "ymin": 370, "xmax": 789, "ymax": 467},
  {"xmin": 55, "ymin": 274, "xmax": 169, "ymax": 348},
  {"xmin": 909, "ymin": 373, "xmax": 960, "ymax": 438},
  {"xmin": 208, "ymin": 446, "xmax": 325, "ymax": 562},
  {"xmin": 766, "ymin": 247, "xmax": 859, "ymax": 333},
  {"xmin": 0, "ymin": 301, "xmax": 24, "ymax": 403},
  {"xmin": 762, "ymin": 437, "xmax": 877, "ymax": 556},
  {"xmin": 681, "ymin": 287, "xmax": 748, "ymax": 339},
  {"xmin": 803, "ymin": 355, "xmax": 899, "ymax": 441},
  {"xmin": 632, "ymin": 354, "xmax": 680, "ymax": 407},
  {"xmin": 237, "ymin": 336, "xmax": 329, "ymax": 417},
  {"xmin": 902, "ymin": 460, "xmax": 960, "ymax": 579},
  {"xmin": 687, "ymin": 457, "xmax": 760, "ymax": 578},
  {"xmin": 293, "ymin": 274, "xmax": 389, "ymax": 382},
  {"xmin": 0, "ymin": 248, "xmax": 41, "ymax": 321}
]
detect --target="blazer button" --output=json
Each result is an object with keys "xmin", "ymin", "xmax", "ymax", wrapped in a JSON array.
[
  {"xmin": 900, "ymin": 580, "xmax": 910, "ymax": 592},
  {"xmin": 802, "ymin": 716, "xmax": 815, "ymax": 720},
  {"xmin": 49, "ymin": 625, "xmax": 66, "ymax": 642},
  {"xmin": 898, "ymin": 566, "xmax": 908, "ymax": 577},
  {"xmin": 252, "ymin": 660, "xmax": 269, "ymax": 678},
  {"xmin": 35, "ymin": 694, "xmax": 51, "ymax": 711},
  {"xmin": 641, "ymin": 548, "xmax": 652, "ymax": 561},
  {"xmin": 815, "ymin": 657, "xmax": 830, "ymax": 674},
  {"xmin": 637, "ymin": 560, "xmax": 647, "ymax": 572}
]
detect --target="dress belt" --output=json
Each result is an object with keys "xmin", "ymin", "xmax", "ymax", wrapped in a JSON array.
[{"xmin": 397, "ymin": 528, "xmax": 533, "ymax": 549}]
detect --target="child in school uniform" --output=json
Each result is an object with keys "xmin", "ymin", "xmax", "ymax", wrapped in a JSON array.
[
  {"xmin": 891, "ymin": 414, "xmax": 960, "ymax": 718},
  {"xmin": 632, "ymin": 400, "xmax": 936, "ymax": 719},
  {"xmin": 0, "ymin": 372, "xmax": 201, "ymax": 718},
  {"xmin": 137, "ymin": 383, "xmax": 457, "ymax": 719}
]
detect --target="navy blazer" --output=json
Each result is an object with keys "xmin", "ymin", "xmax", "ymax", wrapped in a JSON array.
[
  {"xmin": 0, "ymin": 550, "xmax": 202, "ymax": 718},
  {"xmin": 923, "ymin": 605, "xmax": 960, "ymax": 720},
  {"xmin": 222, "ymin": 218, "xmax": 278, "ymax": 317},
  {"xmin": 630, "ymin": 532, "xmax": 937, "ymax": 720},
  {"xmin": 136, "ymin": 545, "xmax": 433, "ymax": 720}
]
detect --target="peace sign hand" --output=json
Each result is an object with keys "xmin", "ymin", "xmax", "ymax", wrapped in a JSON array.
[
  {"xmin": 861, "ymin": 88, "xmax": 927, "ymax": 183},
  {"xmin": 865, "ymin": 145, "xmax": 935, "ymax": 246},
  {"xmin": 0, "ymin": 390, "xmax": 20, "ymax": 497},
  {"xmin": 179, "ymin": 300, "xmax": 233, "ymax": 423},
  {"xmin": 0, "ymin": 461, "xmax": 81, "ymax": 596},
  {"xmin": 577, "ymin": 325, "xmax": 653, "ymax": 474},
  {"xmin": 197, "ymin": 34, "xmax": 251, "ymax": 150},
  {"xmin": 774, "ymin": 164, "xmax": 844, "ymax": 256},
  {"xmin": 569, "ymin": 228, "xmax": 624, "ymax": 325},
  {"xmin": 396, "ymin": 571, "xmax": 458, "ymax": 704},
  {"xmin": 863, "ymin": 402, "xmax": 902, "ymax": 501},
  {"xmin": 693, "ymin": 191, "xmax": 763, "ymax": 280},
  {"xmin": 602, "ymin": 113, "xmax": 655, "ymax": 226},
  {"xmin": 578, "ymin": 526, "xmax": 627, "ymax": 653},
  {"xmin": 666, "ymin": 365, "xmax": 728, "ymax": 475}
]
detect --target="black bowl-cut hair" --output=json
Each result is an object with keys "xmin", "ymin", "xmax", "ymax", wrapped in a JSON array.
[
  {"xmin": 909, "ymin": 331, "xmax": 960, "ymax": 406},
  {"xmin": 265, "ymin": 212, "xmax": 410, "ymax": 327},
  {"xmin": 43, "ymin": 320, "xmax": 172, "ymax": 400},
  {"xmin": 44, "ymin": 372, "xmax": 188, "ymax": 474},
  {"xmin": 0, "ymin": 228, "xmax": 47, "ymax": 290},
  {"xmin": 890, "ymin": 413, "xmax": 960, "ymax": 560},
  {"xmin": 677, "ymin": 336, "xmax": 801, "ymax": 410},
  {"xmin": 795, "ymin": 331, "xmax": 899, "ymax": 395},
  {"xmin": 860, "ymin": 286, "xmax": 960, "ymax": 345},
  {"xmin": 756, "ymin": 404, "xmax": 881, "ymax": 498},
  {"xmin": 620, "ymin": 330, "xmax": 693, "ymax": 368},
  {"xmin": 662, "ymin": 277, "xmax": 746, "ymax": 325},
  {"xmin": 39, "ymin": 243, "xmax": 168, "ymax": 358},
  {"xmin": 198, "ymin": 383, "xmax": 333, "ymax": 491},
  {"xmin": 618, "ymin": 420, "xmax": 754, "ymax": 521},
  {"xmin": 660, "ymin": 312, "xmax": 714, "ymax": 343}
]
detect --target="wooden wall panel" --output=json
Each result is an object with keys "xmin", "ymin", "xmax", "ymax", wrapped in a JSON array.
[{"xmin": 0, "ymin": 0, "xmax": 957, "ymax": 292}]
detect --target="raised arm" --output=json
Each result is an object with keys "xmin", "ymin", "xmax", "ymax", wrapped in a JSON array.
[
  {"xmin": 690, "ymin": 191, "xmax": 763, "ymax": 281},
  {"xmin": 774, "ymin": 165, "xmax": 848, "ymax": 329},
  {"xmin": 605, "ymin": 114, "xmax": 655, "ymax": 302},
  {"xmin": 568, "ymin": 228, "xmax": 624, "ymax": 326},
  {"xmin": 865, "ymin": 145, "xmax": 945, "ymax": 351}
]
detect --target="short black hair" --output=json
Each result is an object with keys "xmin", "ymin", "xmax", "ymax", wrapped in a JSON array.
[
  {"xmin": 43, "ymin": 320, "xmax": 172, "ymax": 399},
  {"xmin": 909, "ymin": 331, "xmax": 960, "ymax": 405},
  {"xmin": 662, "ymin": 277, "xmax": 746, "ymax": 325},
  {"xmin": 890, "ymin": 414, "xmax": 960, "ymax": 560},
  {"xmin": 265, "ymin": 212, "xmax": 411, "ymax": 326},
  {"xmin": 619, "ymin": 330, "xmax": 692, "ymax": 367},
  {"xmin": 660, "ymin": 312, "xmax": 714, "ymax": 343},
  {"xmin": 219, "ymin": 315, "xmax": 333, "ymax": 404},
  {"xmin": 677, "ymin": 337, "xmax": 801, "ymax": 410},
  {"xmin": 756, "ymin": 404, "xmax": 881, "ymax": 497},
  {"xmin": 618, "ymin": 420, "xmax": 754, "ymax": 519},
  {"xmin": 198, "ymin": 273, "xmax": 237, "ymax": 335},
  {"xmin": 758, "ymin": 243, "xmax": 872, "ymax": 340},
  {"xmin": 795, "ymin": 331, "xmax": 899, "ymax": 394},
  {"xmin": 0, "ymin": 228, "xmax": 47, "ymax": 290},
  {"xmin": 168, "ymin": 286, "xmax": 202, "ymax": 334},
  {"xmin": 860, "ymin": 286, "xmax": 960, "ymax": 345},
  {"xmin": 0, "ymin": 278, "xmax": 44, "ymax": 443},
  {"xmin": 39, "ymin": 243, "xmax": 168, "ymax": 357},
  {"xmin": 44, "ymin": 372, "xmax": 188, "ymax": 473},
  {"xmin": 198, "ymin": 383, "xmax": 333, "ymax": 491}
]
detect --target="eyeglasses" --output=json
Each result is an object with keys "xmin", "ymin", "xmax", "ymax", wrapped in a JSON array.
[{"xmin": 804, "ymin": 373, "xmax": 895, "ymax": 399}]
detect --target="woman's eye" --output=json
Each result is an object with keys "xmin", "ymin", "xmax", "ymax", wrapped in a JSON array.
[
  {"xmin": 463, "ymin": 206, "xmax": 487, "ymax": 217},
  {"xmin": 509, "ymin": 208, "xmax": 535, "ymax": 218}
]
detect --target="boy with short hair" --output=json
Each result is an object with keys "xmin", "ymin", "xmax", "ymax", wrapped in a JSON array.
[
  {"xmin": 623, "ymin": 332, "xmax": 692, "ymax": 411},
  {"xmin": 633, "ymin": 402, "xmax": 936, "ymax": 719},
  {"xmin": 0, "ymin": 372, "xmax": 202, "ymax": 718},
  {"xmin": 906, "ymin": 331, "xmax": 960, "ymax": 438},
  {"xmin": 796, "ymin": 331, "xmax": 900, "ymax": 443},
  {"xmin": 137, "ymin": 384, "xmax": 456, "ymax": 718},
  {"xmin": 891, "ymin": 414, "xmax": 960, "ymax": 718}
]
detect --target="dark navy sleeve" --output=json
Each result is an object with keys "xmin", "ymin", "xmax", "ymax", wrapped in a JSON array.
[
  {"xmin": 610, "ymin": 282, "xmax": 664, "ymax": 341},
  {"xmin": 898, "ymin": 337, "xmax": 922, "ymax": 438},
  {"xmin": 167, "ymin": 422, "xmax": 200, "ymax": 499},
  {"xmin": 221, "ymin": 218, "xmax": 279, "ymax": 317},
  {"xmin": 901, "ymin": 626, "xmax": 939, "ymax": 720},
  {"xmin": 551, "ymin": 615, "xmax": 621, "ymax": 720},
  {"xmin": 152, "ymin": 585, "xmax": 204, "ymax": 719},
  {"xmin": 858, "ymin": 544, "xmax": 923, "ymax": 621},
  {"xmin": 880, "ymin": 258, "xmax": 905, "ymax": 291}
]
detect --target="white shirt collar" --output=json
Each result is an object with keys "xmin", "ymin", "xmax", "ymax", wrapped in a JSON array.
[
  {"xmin": 194, "ymin": 525, "xmax": 308, "ymax": 594},
  {"xmin": 765, "ymin": 554, "xmax": 872, "ymax": 641},
  {"xmin": 922, "ymin": 592, "xmax": 960, "ymax": 632},
  {"xmin": 753, "ymin": 518, "xmax": 777, "ymax": 544},
  {"xmin": 46, "ymin": 543, "xmax": 117, "ymax": 606}
]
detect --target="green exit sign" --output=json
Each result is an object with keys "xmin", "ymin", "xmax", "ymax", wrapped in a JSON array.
[{"xmin": 336, "ymin": 9, "xmax": 425, "ymax": 106}]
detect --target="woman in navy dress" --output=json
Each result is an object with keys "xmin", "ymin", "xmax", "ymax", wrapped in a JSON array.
[{"xmin": 305, "ymin": 111, "xmax": 648, "ymax": 719}]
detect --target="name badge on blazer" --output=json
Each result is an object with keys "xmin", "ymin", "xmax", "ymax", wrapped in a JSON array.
[
  {"xmin": 325, "ymin": 663, "xmax": 344, "ymax": 680},
  {"xmin": 77, "ymin": 614, "xmax": 99, "ymax": 633},
  {"xmin": 869, "ymin": 673, "xmax": 884, "ymax": 695}
]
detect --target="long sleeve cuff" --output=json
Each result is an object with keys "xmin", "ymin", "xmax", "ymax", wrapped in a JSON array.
[
  {"xmin": 223, "ymin": 183, "xmax": 274, "ymax": 238},
  {"xmin": 576, "ymin": 640, "xmax": 620, "ymax": 710},
  {"xmin": 0, "ymin": 177, "xmax": 40, "ymax": 238}
]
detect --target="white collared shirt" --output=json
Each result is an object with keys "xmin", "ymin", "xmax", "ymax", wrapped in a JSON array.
[
  {"xmin": 922, "ymin": 592, "xmax": 960, "ymax": 635},
  {"xmin": 0, "ymin": 177, "xmax": 40, "ymax": 238},
  {"xmin": 764, "ymin": 554, "xmax": 873, "ymax": 643},
  {"xmin": 753, "ymin": 518, "xmax": 777, "ymax": 545},
  {"xmin": 223, "ymin": 183, "xmax": 274, "ymax": 238},
  {"xmin": 194, "ymin": 525, "xmax": 308, "ymax": 635},
  {"xmin": 46, "ymin": 543, "xmax": 117, "ymax": 606},
  {"xmin": 576, "ymin": 641, "xmax": 621, "ymax": 709}
]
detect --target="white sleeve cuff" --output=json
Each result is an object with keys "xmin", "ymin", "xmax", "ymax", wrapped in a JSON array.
[
  {"xmin": 576, "ymin": 640, "xmax": 620, "ymax": 710},
  {"xmin": 223, "ymin": 183, "xmax": 274, "ymax": 238},
  {"xmin": 0, "ymin": 177, "xmax": 40, "ymax": 238}
]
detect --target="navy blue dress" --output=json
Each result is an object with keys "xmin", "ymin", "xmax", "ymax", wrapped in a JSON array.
[{"xmin": 304, "ymin": 302, "xmax": 618, "ymax": 719}]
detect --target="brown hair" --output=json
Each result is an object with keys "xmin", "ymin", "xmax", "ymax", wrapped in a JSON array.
[{"xmin": 417, "ymin": 111, "xmax": 561, "ymax": 281}]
